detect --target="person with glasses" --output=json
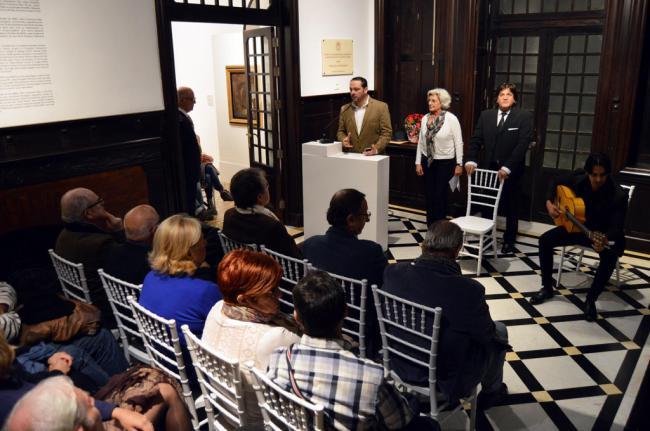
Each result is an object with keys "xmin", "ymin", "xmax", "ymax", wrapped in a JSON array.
[
  {"xmin": 55, "ymin": 187, "xmax": 125, "ymax": 327},
  {"xmin": 302, "ymin": 188, "xmax": 387, "ymax": 358},
  {"xmin": 530, "ymin": 153, "xmax": 629, "ymax": 321}
]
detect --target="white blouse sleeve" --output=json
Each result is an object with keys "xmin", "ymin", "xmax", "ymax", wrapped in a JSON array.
[
  {"xmin": 449, "ymin": 113, "xmax": 464, "ymax": 165},
  {"xmin": 415, "ymin": 114, "xmax": 428, "ymax": 165}
]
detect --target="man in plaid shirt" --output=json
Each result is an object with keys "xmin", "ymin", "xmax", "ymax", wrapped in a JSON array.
[{"xmin": 267, "ymin": 271, "xmax": 439, "ymax": 430}]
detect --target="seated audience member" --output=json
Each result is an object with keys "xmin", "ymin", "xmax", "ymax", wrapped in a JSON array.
[
  {"xmin": 140, "ymin": 214, "xmax": 222, "ymax": 345},
  {"xmin": 55, "ymin": 187, "xmax": 124, "ymax": 327},
  {"xmin": 104, "ymin": 204, "xmax": 160, "ymax": 285},
  {"xmin": 303, "ymin": 188, "xmax": 386, "ymax": 357},
  {"xmin": 267, "ymin": 271, "xmax": 438, "ymax": 431},
  {"xmin": 202, "ymin": 249, "xmax": 300, "ymax": 426},
  {"xmin": 383, "ymin": 221, "xmax": 509, "ymax": 408},
  {"xmin": 0, "ymin": 336, "xmax": 156, "ymax": 430},
  {"xmin": 1, "ymin": 333, "xmax": 191, "ymax": 431},
  {"xmin": 223, "ymin": 168, "xmax": 301, "ymax": 257}
]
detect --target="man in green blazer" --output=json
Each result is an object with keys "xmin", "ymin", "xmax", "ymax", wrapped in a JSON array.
[{"xmin": 336, "ymin": 76, "xmax": 392, "ymax": 155}]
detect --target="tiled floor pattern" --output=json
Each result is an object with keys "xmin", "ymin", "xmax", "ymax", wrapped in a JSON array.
[{"xmin": 294, "ymin": 206, "xmax": 650, "ymax": 430}]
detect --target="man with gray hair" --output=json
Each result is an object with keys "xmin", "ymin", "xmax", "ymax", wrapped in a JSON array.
[
  {"xmin": 55, "ymin": 187, "xmax": 125, "ymax": 326},
  {"xmin": 382, "ymin": 220, "xmax": 509, "ymax": 410},
  {"xmin": 4, "ymin": 375, "xmax": 153, "ymax": 431},
  {"xmin": 104, "ymin": 205, "xmax": 159, "ymax": 284}
]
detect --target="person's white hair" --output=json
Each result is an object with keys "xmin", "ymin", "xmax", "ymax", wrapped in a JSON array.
[
  {"xmin": 427, "ymin": 88, "xmax": 452, "ymax": 110},
  {"xmin": 4, "ymin": 376, "xmax": 87, "ymax": 431},
  {"xmin": 60, "ymin": 188, "xmax": 96, "ymax": 223}
]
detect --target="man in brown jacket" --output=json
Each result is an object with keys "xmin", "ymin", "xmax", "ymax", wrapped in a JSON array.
[{"xmin": 336, "ymin": 76, "xmax": 392, "ymax": 155}]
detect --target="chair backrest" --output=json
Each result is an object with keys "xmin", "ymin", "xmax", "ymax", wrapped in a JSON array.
[
  {"xmin": 98, "ymin": 269, "xmax": 147, "ymax": 364},
  {"xmin": 465, "ymin": 169, "xmax": 505, "ymax": 220},
  {"xmin": 310, "ymin": 265, "xmax": 368, "ymax": 358},
  {"xmin": 371, "ymin": 286, "xmax": 442, "ymax": 413},
  {"xmin": 182, "ymin": 325, "xmax": 247, "ymax": 430},
  {"xmin": 621, "ymin": 184, "xmax": 635, "ymax": 206},
  {"xmin": 48, "ymin": 249, "xmax": 92, "ymax": 303},
  {"xmin": 127, "ymin": 297, "xmax": 199, "ymax": 427},
  {"xmin": 217, "ymin": 231, "xmax": 259, "ymax": 254},
  {"xmin": 249, "ymin": 365, "xmax": 325, "ymax": 431},
  {"xmin": 261, "ymin": 245, "xmax": 310, "ymax": 313}
]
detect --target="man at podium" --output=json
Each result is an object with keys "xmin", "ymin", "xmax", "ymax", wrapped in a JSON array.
[{"xmin": 336, "ymin": 76, "xmax": 392, "ymax": 156}]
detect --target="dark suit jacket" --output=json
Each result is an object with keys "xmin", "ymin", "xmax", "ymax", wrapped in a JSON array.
[
  {"xmin": 179, "ymin": 110, "xmax": 201, "ymax": 184},
  {"xmin": 336, "ymin": 97, "xmax": 392, "ymax": 154},
  {"xmin": 383, "ymin": 256, "xmax": 506, "ymax": 400},
  {"xmin": 103, "ymin": 241, "xmax": 151, "ymax": 285},
  {"xmin": 466, "ymin": 107, "xmax": 533, "ymax": 175},
  {"xmin": 222, "ymin": 208, "xmax": 302, "ymax": 258},
  {"xmin": 303, "ymin": 226, "xmax": 387, "ymax": 288},
  {"xmin": 55, "ymin": 223, "xmax": 123, "ymax": 326},
  {"xmin": 548, "ymin": 170, "xmax": 628, "ymax": 248}
]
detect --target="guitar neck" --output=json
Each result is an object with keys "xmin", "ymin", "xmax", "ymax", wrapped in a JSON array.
[{"xmin": 564, "ymin": 210, "xmax": 592, "ymax": 238}]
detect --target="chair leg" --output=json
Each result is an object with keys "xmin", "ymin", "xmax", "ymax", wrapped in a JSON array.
[
  {"xmin": 616, "ymin": 257, "xmax": 621, "ymax": 287},
  {"xmin": 557, "ymin": 246, "xmax": 566, "ymax": 289},
  {"xmin": 477, "ymin": 235, "xmax": 484, "ymax": 276},
  {"xmin": 468, "ymin": 385, "xmax": 478, "ymax": 431},
  {"xmin": 492, "ymin": 227, "xmax": 498, "ymax": 257},
  {"xmin": 575, "ymin": 249, "xmax": 585, "ymax": 273}
]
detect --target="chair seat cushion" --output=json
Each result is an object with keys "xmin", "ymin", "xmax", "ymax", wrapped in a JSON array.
[{"xmin": 450, "ymin": 216, "xmax": 494, "ymax": 234}]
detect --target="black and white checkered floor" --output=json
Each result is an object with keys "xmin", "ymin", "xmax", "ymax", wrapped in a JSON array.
[{"xmin": 294, "ymin": 205, "xmax": 650, "ymax": 430}]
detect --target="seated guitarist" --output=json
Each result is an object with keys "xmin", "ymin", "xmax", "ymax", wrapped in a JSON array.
[{"xmin": 530, "ymin": 153, "xmax": 629, "ymax": 321}]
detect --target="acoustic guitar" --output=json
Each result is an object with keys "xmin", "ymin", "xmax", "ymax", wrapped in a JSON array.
[{"xmin": 554, "ymin": 185, "xmax": 608, "ymax": 250}]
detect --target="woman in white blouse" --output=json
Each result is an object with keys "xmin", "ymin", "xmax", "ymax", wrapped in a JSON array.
[{"xmin": 415, "ymin": 88, "xmax": 464, "ymax": 226}]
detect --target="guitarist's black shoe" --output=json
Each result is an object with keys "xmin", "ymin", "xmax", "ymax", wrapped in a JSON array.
[
  {"xmin": 501, "ymin": 243, "xmax": 516, "ymax": 254},
  {"xmin": 530, "ymin": 287, "xmax": 555, "ymax": 305},
  {"xmin": 584, "ymin": 299, "xmax": 598, "ymax": 321}
]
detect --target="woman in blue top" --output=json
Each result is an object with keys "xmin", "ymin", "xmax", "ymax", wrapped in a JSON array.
[{"xmin": 140, "ymin": 214, "xmax": 221, "ymax": 346}]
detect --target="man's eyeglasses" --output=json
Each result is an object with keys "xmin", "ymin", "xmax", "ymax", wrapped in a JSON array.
[
  {"xmin": 85, "ymin": 198, "xmax": 104, "ymax": 211},
  {"xmin": 358, "ymin": 211, "xmax": 371, "ymax": 220}
]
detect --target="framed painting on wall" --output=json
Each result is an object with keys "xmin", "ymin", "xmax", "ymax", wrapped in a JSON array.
[{"xmin": 226, "ymin": 65, "xmax": 250, "ymax": 125}]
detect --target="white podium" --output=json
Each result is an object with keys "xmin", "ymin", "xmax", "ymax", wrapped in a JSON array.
[{"xmin": 302, "ymin": 141, "xmax": 389, "ymax": 250}]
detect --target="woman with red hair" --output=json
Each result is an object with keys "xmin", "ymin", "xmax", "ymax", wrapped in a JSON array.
[{"xmin": 202, "ymin": 249, "xmax": 300, "ymax": 426}]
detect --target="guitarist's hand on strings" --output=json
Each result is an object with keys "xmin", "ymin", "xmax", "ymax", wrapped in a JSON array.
[
  {"xmin": 592, "ymin": 232, "xmax": 608, "ymax": 253},
  {"xmin": 546, "ymin": 200, "xmax": 561, "ymax": 219}
]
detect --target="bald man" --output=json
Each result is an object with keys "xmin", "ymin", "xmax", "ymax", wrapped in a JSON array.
[
  {"xmin": 178, "ymin": 86, "xmax": 202, "ymax": 215},
  {"xmin": 104, "ymin": 205, "xmax": 159, "ymax": 285},
  {"xmin": 55, "ymin": 188, "xmax": 125, "ymax": 326}
]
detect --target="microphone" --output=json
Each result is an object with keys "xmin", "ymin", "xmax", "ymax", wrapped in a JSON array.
[{"xmin": 318, "ymin": 103, "xmax": 352, "ymax": 143}]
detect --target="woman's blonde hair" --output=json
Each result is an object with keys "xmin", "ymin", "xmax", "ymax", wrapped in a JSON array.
[
  {"xmin": 427, "ymin": 88, "xmax": 452, "ymax": 110},
  {"xmin": 149, "ymin": 214, "xmax": 202, "ymax": 276}
]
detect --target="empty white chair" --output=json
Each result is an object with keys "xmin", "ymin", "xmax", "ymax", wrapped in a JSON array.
[
  {"xmin": 98, "ymin": 269, "xmax": 148, "ymax": 364},
  {"xmin": 182, "ymin": 325, "xmax": 247, "ymax": 430},
  {"xmin": 450, "ymin": 169, "xmax": 505, "ymax": 275},
  {"xmin": 261, "ymin": 245, "xmax": 310, "ymax": 313},
  {"xmin": 217, "ymin": 230, "xmax": 259, "ymax": 254},
  {"xmin": 128, "ymin": 297, "xmax": 205, "ymax": 430},
  {"xmin": 249, "ymin": 365, "xmax": 325, "ymax": 431},
  {"xmin": 372, "ymin": 286, "xmax": 478, "ymax": 430},
  {"xmin": 556, "ymin": 184, "xmax": 635, "ymax": 288},
  {"xmin": 48, "ymin": 249, "xmax": 92, "ymax": 303}
]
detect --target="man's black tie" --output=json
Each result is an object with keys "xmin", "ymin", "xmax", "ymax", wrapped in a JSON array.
[{"xmin": 497, "ymin": 111, "xmax": 506, "ymax": 130}]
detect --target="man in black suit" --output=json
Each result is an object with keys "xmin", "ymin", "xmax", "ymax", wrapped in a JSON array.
[
  {"xmin": 530, "ymin": 153, "xmax": 629, "ymax": 321},
  {"xmin": 465, "ymin": 83, "xmax": 533, "ymax": 254},
  {"xmin": 104, "ymin": 204, "xmax": 159, "ymax": 285},
  {"xmin": 178, "ymin": 87, "xmax": 202, "ymax": 215},
  {"xmin": 302, "ymin": 188, "xmax": 388, "ymax": 357},
  {"xmin": 383, "ymin": 221, "xmax": 509, "ymax": 409}
]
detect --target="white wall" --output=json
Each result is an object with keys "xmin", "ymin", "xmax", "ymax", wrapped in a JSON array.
[
  {"xmin": 171, "ymin": 22, "xmax": 249, "ymax": 184},
  {"xmin": 298, "ymin": 0, "xmax": 375, "ymax": 97},
  {"xmin": 212, "ymin": 32, "xmax": 249, "ymax": 181}
]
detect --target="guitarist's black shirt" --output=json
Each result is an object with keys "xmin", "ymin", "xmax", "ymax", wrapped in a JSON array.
[{"xmin": 547, "ymin": 170, "xmax": 629, "ymax": 244}]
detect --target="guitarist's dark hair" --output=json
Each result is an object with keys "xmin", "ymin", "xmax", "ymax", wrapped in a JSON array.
[{"xmin": 584, "ymin": 152, "xmax": 612, "ymax": 174}]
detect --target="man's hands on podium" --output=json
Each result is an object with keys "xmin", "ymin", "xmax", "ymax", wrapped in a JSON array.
[
  {"xmin": 363, "ymin": 145, "xmax": 378, "ymax": 156},
  {"xmin": 342, "ymin": 132, "xmax": 353, "ymax": 150}
]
